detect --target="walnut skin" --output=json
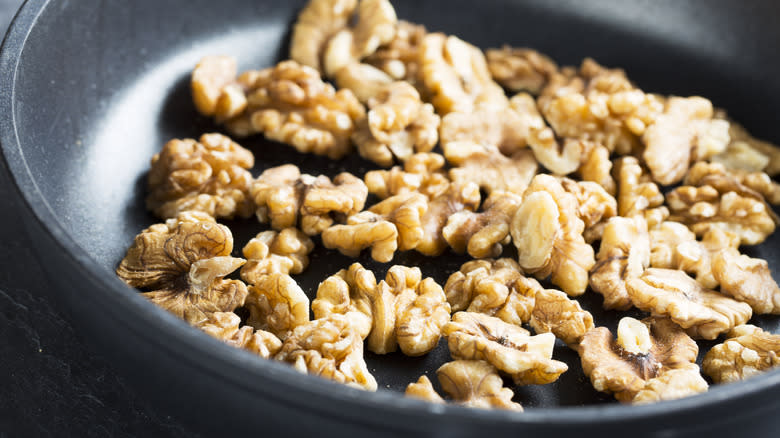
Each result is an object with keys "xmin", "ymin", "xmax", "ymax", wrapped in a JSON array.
[
  {"xmin": 290, "ymin": 0, "xmax": 358, "ymax": 72},
  {"xmin": 416, "ymin": 182, "xmax": 481, "ymax": 256},
  {"xmin": 529, "ymin": 288, "xmax": 594, "ymax": 346},
  {"xmin": 443, "ymin": 312, "xmax": 568, "ymax": 385},
  {"xmin": 146, "ymin": 133, "xmax": 255, "ymax": 220},
  {"xmin": 626, "ymin": 268, "xmax": 752, "ymax": 340},
  {"xmin": 199, "ymin": 312, "xmax": 282, "ymax": 359},
  {"xmin": 615, "ymin": 157, "xmax": 669, "ymax": 228},
  {"xmin": 443, "ymin": 191, "xmax": 523, "ymax": 258},
  {"xmin": 251, "ymin": 165, "xmax": 367, "ymax": 235},
  {"xmin": 437, "ymin": 360, "xmax": 523, "ymax": 411},
  {"xmin": 702, "ymin": 325, "xmax": 780, "ymax": 384},
  {"xmin": 578, "ymin": 317, "xmax": 703, "ymax": 403},
  {"xmin": 486, "ymin": 46, "xmax": 558, "ymax": 95},
  {"xmin": 364, "ymin": 152, "xmax": 449, "ymax": 200},
  {"xmin": 443, "ymin": 141, "xmax": 538, "ymax": 196},
  {"xmin": 245, "ymin": 273, "xmax": 310, "ymax": 339},
  {"xmin": 240, "ymin": 228, "xmax": 315, "ymax": 284},
  {"xmin": 116, "ymin": 211, "xmax": 247, "ymax": 326},
  {"xmin": 443, "ymin": 258, "xmax": 538, "ymax": 326},
  {"xmin": 712, "ymin": 249, "xmax": 780, "ymax": 314},
  {"xmin": 275, "ymin": 314, "xmax": 377, "ymax": 391}
]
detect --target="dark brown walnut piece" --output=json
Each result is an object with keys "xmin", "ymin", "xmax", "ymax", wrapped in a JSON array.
[
  {"xmin": 442, "ymin": 312, "xmax": 568, "ymax": 385},
  {"xmin": 146, "ymin": 133, "xmax": 255, "ymax": 220},
  {"xmin": 364, "ymin": 152, "xmax": 450, "ymax": 200},
  {"xmin": 529, "ymin": 288, "xmax": 594, "ymax": 347},
  {"xmin": 251, "ymin": 165, "xmax": 368, "ymax": 236},
  {"xmin": 199, "ymin": 312, "xmax": 282, "ymax": 359},
  {"xmin": 626, "ymin": 268, "xmax": 752, "ymax": 340},
  {"xmin": 443, "ymin": 141, "xmax": 538, "ymax": 196},
  {"xmin": 442, "ymin": 191, "xmax": 523, "ymax": 259},
  {"xmin": 579, "ymin": 316, "xmax": 706, "ymax": 403},
  {"xmin": 116, "ymin": 211, "xmax": 248, "ymax": 326},
  {"xmin": 416, "ymin": 181, "xmax": 481, "ymax": 256},
  {"xmin": 240, "ymin": 228, "xmax": 315, "ymax": 284},
  {"xmin": 702, "ymin": 325, "xmax": 780, "ymax": 384},
  {"xmin": 486, "ymin": 46, "xmax": 558, "ymax": 95},
  {"xmin": 244, "ymin": 273, "xmax": 310, "ymax": 340}
]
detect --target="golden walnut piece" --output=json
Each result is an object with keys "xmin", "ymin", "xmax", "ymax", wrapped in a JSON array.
[
  {"xmin": 199, "ymin": 312, "xmax": 282, "ymax": 359},
  {"xmin": 626, "ymin": 268, "xmax": 752, "ymax": 340},
  {"xmin": 275, "ymin": 314, "xmax": 378, "ymax": 391},
  {"xmin": 579, "ymin": 317, "xmax": 707, "ymax": 403},
  {"xmin": 289, "ymin": 0, "xmax": 358, "ymax": 72},
  {"xmin": 443, "ymin": 191, "xmax": 523, "ymax": 259},
  {"xmin": 511, "ymin": 174, "xmax": 595, "ymax": 296},
  {"xmin": 702, "ymin": 325, "xmax": 780, "ymax": 384},
  {"xmin": 486, "ymin": 46, "xmax": 558, "ymax": 95},
  {"xmin": 364, "ymin": 20, "xmax": 427, "ymax": 90},
  {"xmin": 528, "ymin": 288, "xmax": 595, "ymax": 347},
  {"xmin": 240, "ymin": 228, "xmax": 315, "ymax": 284},
  {"xmin": 116, "ymin": 211, "xmax": 248, "ymax": 326},
  {"xmin": 615, "ymin": 157, "xmax": 669, "ymax": 228},
  {"xmin": 405, "ymin": 360, "xmax": 523, "ymax": 411},
  {"xmin": 443, "ymin": 312, "xmax": 568, "ymax": 385},
  {"xmin": 712, "ymin": 119, "xmax": 780, "ymax": 176},
  {"xmin": 712, "ymin": 248, "xmax": 780, "ymax": 314},
  {"xmin": 251, "ymin": 165, "xmax": 367, "ymax": 236},
  {"xmin": 443, "ymin": 141, "xmax": 538, "ymax": 196},
  {"xmin": 364, "ymin": 152, "xmax": 449, "ymax": 200},
  {"xmin": 146, "ymin": 133, "xmax": 255, "ymax": 220},
  {"xmin": 244, "ymin": 273, "xmax": 310, "ymax": 339},
  {"xmin": 351, "ymin": 81, "xmax": 439, "ymax": 167},
  {"xmin": 416, "ymin": 182, "xmax": 481, "ymax": 256}
]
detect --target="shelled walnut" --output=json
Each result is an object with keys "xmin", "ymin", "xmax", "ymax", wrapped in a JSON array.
[
  {"xmin": 712, "ymin": 249, "xmax": 780, "ymax": 314},
  {"xmin": 332, "ymin": 62, "xmax": 394, "ymax": 103},
  {"xmin": 192, "ymin": 55, "xmax": 239, "ymax": 117},
  {"xmin": 351, "ymin": 81, "xmax": 439, "ymax": 166},
  {"xmin": 560, "ymin": 178, "xmax": 617, "ymax": 242},
  {"xmin": 364, "ymin": 20, "xmax": 427, "ymax": 90},
  {"xmin": 443, "ymin": 141, "xmax": 538, "ymax": 195},
  {"xmin": 615, "ymin": 157, "xmax": 669, "ymax": 228},
  {"xmin": 486, "ymin": 46, "xmax": 558, "ymax": 95},
  {"xmin": 275, "ymin": 314, "xmax": 377, "ymax": 391},
  {"xmin": 683, "ymin": 161, "xmax": 780, "ymax": 207},
  {"xmin": 702, "ymin": 325, "xmax": 780, "ymax": 384},
  {"xmin": 240, "ymin": 228, "xmax": 315, "ymax": 284},
  {"xmin": 199, "ymin": 312, "xmax": 282, "ymax": 359},
  {"xmin": 146, "ymin": 133, "xmax": 255, "ymax": 220},
  {"xmin": 578, "ymin": 317, "xmax": 705, "ymax": 403},
  {"xmin": 626, "ymin": 268, "xmax": 752, "ymax": 340},
  {"xmin": 511, "ymin": 174, "xmax": 595, "ymax": 296},
  {"xmin": 364, "ymin": 152, "xmax": 449, "ymax": 199},
  {"xmin": 442, "ymin": 312, "xmax": 568, "ymax": 385},
  {"xmin": 712, "ymin": 119, "xmax": 780, "ymax": 176},
  {"xmin": 405, "ymin": 376, "xmax": 445, "ymax": 403},
  {"xmin": 442, "ymin": 191, "xmax": 523, "ymax": 258},
  {"xmin": 631, "ymin": 365, "xmax": 709, "ymax": 404},
  {"xmin": 529, "ymin": 288, "xmax": 594, "ymax": 346},
  {"xmin": 578, "ymin": 144, "xmax": 616, "ymax": 195},
  {"xmin": 244, "ymin": 273, "xmax": 310, "ymax": 339},
  {"xmin": 312, "ymin": 263, "xmax": 377, "ymax": 339},
  {"xmin": 116, "ymin": 211, "xmax": 248, "ymax": 325},
  {"xmin": 289, "ymin": 0, "xmax": 359, "ymax": 72},
  {"xmin": 416, "ymin": 182, "xmax": 481, "ymax": 256},
  {"xmin": 443, "ymin": 258, "xmax": 538, "ymax": 326},
  {"xmin": 251, "ymin": 165, "xmax": 367, "ymax": 235}
]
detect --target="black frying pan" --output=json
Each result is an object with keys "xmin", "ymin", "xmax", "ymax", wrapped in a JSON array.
[{"xmin": 2, "ymin": 0, "xmax": 780, "ymax": 436}]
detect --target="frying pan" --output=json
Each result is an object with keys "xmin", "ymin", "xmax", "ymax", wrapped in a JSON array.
[{"xmin": 2, "ymin": 0, "xmax": 780, "ymax": 436}]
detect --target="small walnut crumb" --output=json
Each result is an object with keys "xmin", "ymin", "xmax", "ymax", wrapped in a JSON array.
[
  {"xmin": 416, "ymin": 182, "xmax": 481, "ymax": 256},
  {"xmin": 419, "ymin": 33, "xmax": 507, "ymax": 115},
  {"xmin": 364, "ymin": 152, "xmax": 449, "ymax": 200},
  {"xmin": 626, "ymin": 268, "xmax": 752, "ymax": 340},
  {"xmin": 590, "ymin": 216, "xmax": 650, "ymax": 310},
  {"xmin": 443, "ymin": 141, "xmax": 538, "ymax": 196},
  {"xmin": 443, "ymin": 191, "xmax": 523, "ymax": 258},
  {"xmin": 712, "ymin": 249, "xmax": 780, "ymax": 314},
  {"xmin": 443, "ymin": 312, "xmax": 568, "ymax": 385},
  {"xmin": 437, "ymin": 360, "xmax": 523, "ymax": 411},
  {"xmin": 146, "ymin": 133, "xmax": 254, "ymax": 220},
  {"xmin": 404, "ymin": 375, "xmax": 445, "ymax": 403},
  {"xmin": 560, "ymin": 178, "xmax": 617, "ymax": 242},
  {"xmin": 511, "ymin": 175, "xmax": 595, "ymax": 296},
  {"xmin": 199, "ymin": 312, "xmax": 282, "ymax": 359},
  {"xmin": 290, "ymin": 0, "xmax": 358, "ymax": 71},
  {"xmin": 631, "ymin": 365, "xmax": 709, "ymax": 404},
  {"xmin": 615, "ymin": 157, "xmax": 669, "ymax": 228},
  {"xmin": 240, "ymin": 228, "xmax": 315, "ymax": 284},
  {"xmin": 352, "ymin": 81, "xmax": 439, "ymax": 167},
  {"xmin": 578, "ymin": 317, "xmax": 702, "ymax": 402},
  {"xmin": 192, "ymin": 56, "xmax": 239, "ymax": 117},
  {"xmin": 702, "ymin": 325, "xmax": 780, "ymax": 384},
  {"xmin": 116, "ymin": 211, "xmax": 247, "ymax": 326},
  {"xmin": 251, "ymin": 165, "xmax": 367, "ymax": 235},
  {"xmin": 486, "ymin": 46, "xmax": 558, "ymax": 95},
  {"xmin": 275, "ymin": 314, "xmax": 377, "ymax": 391},
  {"xmin": 244, "ymin": 273, "xmax": 310, "ymax": 339},
  {"xmin": 364, "ymin": 20, "xmax": 427, "ymax": 90},
  {"xmin": 529, "ymin": 288, "xmax": 595, "ymax": 346},
  {"xmin": 443, "ymin": 258, "xmax": 538, "ymax": 326},
  {"xmin": 578, "ymin": 144, "xmax": 616, "ymax": 195},
  {"xmin": 712, "ymin": 119, "xmax": 780, "ymax": 176}
]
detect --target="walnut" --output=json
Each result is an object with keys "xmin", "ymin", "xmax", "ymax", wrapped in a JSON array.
[
  {"xmin": 712, "ymin": 119, "xmax": 780, "ymax": 176},
  {"xmin": 702, "ymin": 325, "xmax": 780, "ymax": 384},
  {"xmin": 442, "ymin": 312, "xmax": 568, "ymax": 385},
  {"xmin": 615, "ymin": 157, "xmax": 669, "ymax": 228},
  {"xmin": 712, "ymin": 249, "xmax": 780, "ymax": 314},
  {"xmin": 683, "ymin": 161, "xmax": 780, "ymax": 208},
  {"xmin": 275, "ymin": 314, "xmax": 377, "ymax": 391},
  {"xmin": 322, "ymin": 0, "xmax": 398, "ymax": 77},
  {"xmin": 443, "ymin": 258, "xmax": 538, "ymax": 326},
  {"xmin": 289, "ymin": 0, "xmax": 358, "ymax": 71},
  {"xmin": 486, "ymin": 46, "xmax": 558, "ymax": 95},
  {"xmin": 442, "ymin": 191, "xmax": 523, "ymax": 258},
  {"xmin": 312, "ymin": 263, "xmax": 378, "ymax": 339},
  {"xmin": 443, "ymin": 141, "xmax": 538, "ymax": 196},
  {"xmin": 625, "ymin": 268, "xmax": 752, "ymax": 340},
  {"xmin": 199, "ymin": 312, "xmax": 282, "ymax": 359},
  {"xmin": 529, "ymin": 288, "xmax": 595, "ymax": 346},
  {"xmin": 579, "ymin": 143, "xmax": 616, "ymax": 195},
  {"xmin": 578, "ymin": 316, "xmax": 702, "ymax": 402},
  {"xmin": 364, "ymin": 152, "xmax": 449, "ymax": 200},
  {"xmin": 146, "ymin": 133, "xmax": 254, "ymax": 220},
  {"xmin": 116, "ymin": 211, "xmax": 248, "ymax": 326},
  {"xmin": 364, "ymin": 20, "xmax": 427, "ymax": 90},
  {"xmin": 435, "ymin": 360, "xmax": 524, "ymax": 410},
  {"xmin": 404, "ymin": 375, "xmax": 445, "ymax": 404},
  {"xmin": 215, "ymin": 60, "xmax": 366, "ymax": 159},
  {"xmin": 191, "ymin": 56, "xmax": 239, "ymax": 117},
  {"xmin": 352, "ymin": 81, "xmax": 439, "ymax": 166},
  {"xmin": 631, "ymin": 365, "xmax": 709, "ymax": 404},
  {"xmin": 251, "ymin": 165, "xmax": 367, "ymax": 235},
  {"xmin": 333, "ymin": 62, "xmax": 394, "ymax": 103},
  {"xmin": 511, "ymin": 174, "xmax": 595, "ymax": 296},
  {"xmin": 733, "ymin": 170, "xmax": 780, "ymax": 205},
  {"xmin": 419, "ymin": 33, "xmax": 507, "ymax": 115},
  {"xmin": 416, "ymin": 182, "xmax": 481, "ymax": 256},
  {"xmin": 240, "ymin": 228, "xmax": 315, "ymax": 284},
  {"xmin": 642, "ymin": 96, "xmax": 730, "ymax": 185},
  {"xmin": 560, "ymin": 178, "xmax": 617, "ymax": 242},
  {"xmin": 590, "ymin": 216, "xmax": 650, "ymax": 310},
  {"xmin": 244, "ymin": 273, "xmax": 310, "ymax": 339}
]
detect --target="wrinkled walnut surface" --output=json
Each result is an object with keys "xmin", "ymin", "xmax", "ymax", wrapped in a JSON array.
[
  {"xmin": 444, "ymin": 141, "xmax": 538, "ymax": 196},
  {"xmin": 199, "ymin": 312, "xmax": 282, "ymax": 359},
  {"xmin": 240, "ymin": 228, "xmax": 315, "ymax": 284},
  {"xmin": 529, "ymin": 288, "xmax": 594, "ymax": 346},
  {"xmin": 364, "ymin": 152, "xmax": 449, "ymax": 200},
  {"xmin": 245, "ymin": 273, "xmax": 310, "ymax": 339},
  {"xmin": 702, "ymin": 325, "xmax": 780, "ymax": 384},
  {"xmin": 436, "ymin": 360, "xmax": 524, "ymax": 411},
  {"xmin": 443, "ymin": 191, "xmax": 523, "ymax": 259},
  {"xmin": 712, "ymin": 249, "xmax": 780, "ymax": 315},
  {"xmin": 486, "ymin": 46, "xmax": 558, "ymax": 95},
  {"xmin": 416, "ymin": 181, "xmax": 481, "ymax": 256}
]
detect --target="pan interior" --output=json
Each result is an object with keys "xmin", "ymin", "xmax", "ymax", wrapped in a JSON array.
[{"xmin": 10, "ymin": 0, "xmax": 780, "ymax": 409}]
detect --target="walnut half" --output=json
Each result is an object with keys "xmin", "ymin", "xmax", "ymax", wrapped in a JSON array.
[{"xmin": 702, "ymin": 325, "xmax": 780, "ymax": 384}]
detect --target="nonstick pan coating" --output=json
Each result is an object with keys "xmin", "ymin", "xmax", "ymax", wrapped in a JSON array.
[{"xmin": 2, "ymin": 0, "xmax": 780, "ymax": 436}]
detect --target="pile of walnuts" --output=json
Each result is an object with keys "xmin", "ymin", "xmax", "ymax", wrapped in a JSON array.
[{"xmin": 117, "ymin": 0, "xmax": 780, "ymax": 412}]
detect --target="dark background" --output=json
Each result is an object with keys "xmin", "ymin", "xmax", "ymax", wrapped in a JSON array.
[{"xmin": 0, "ymin": 0, "xmax": 195, "ymax": 435}]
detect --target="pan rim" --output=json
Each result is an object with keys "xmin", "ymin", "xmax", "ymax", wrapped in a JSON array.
[{"xmin": 1, "ymin": 0, "xmax": 779, "ymax": 431}]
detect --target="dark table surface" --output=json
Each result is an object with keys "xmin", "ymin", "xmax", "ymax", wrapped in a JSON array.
[{"xmin": 0, "ymin": 1, "xmax": 196, "ymax": 436}]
